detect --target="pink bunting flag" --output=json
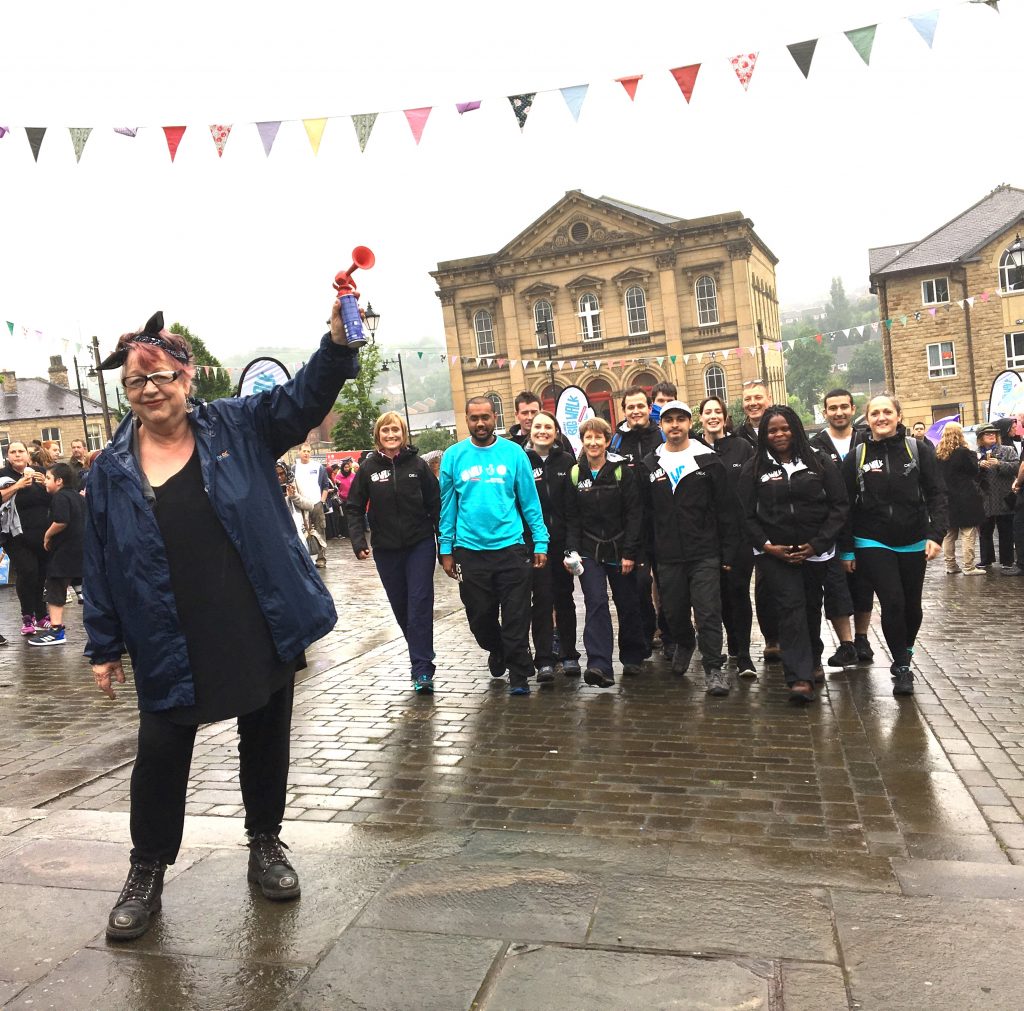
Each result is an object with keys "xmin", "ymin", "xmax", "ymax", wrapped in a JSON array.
[
  {"xmin": 929, "ymin": 307, "xmax": 937, "ymax": 316},
  {"xmin": 256, "ymin": 121, "xmax": 281, "ymax": 157},
  {"xmin": 669, "ymin": 65, "xmax": 702, "ymax": 104},
  {"xmin": 404, "ymin": 107, "xmax": 432, "ymax": 145},
  {"xmin": 163, "ymin": 126, "xmax": 186, "ymax": 162},
  {"xmin": 615, "ymin": 75, "xmax": 642, "ymax": 101},
  {"xmin": 980, "ymin": 291, "xmax": 990, "ymax": 302},
  {"xmin": 728, "ymin": 53, "xmax": 758, "ymax": 91},
  {"xmin": 456, "ymin": 101, "xmax": 481, "ymax": 114},
  {"xmin": 209, "ymin": 125, "xmax": 232, "ymax": 158}
]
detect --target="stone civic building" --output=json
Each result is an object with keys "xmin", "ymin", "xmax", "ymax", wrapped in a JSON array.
[
  {"xmin": 431, "ymin": 191, "xmax": 785, "ymax": 438},
  {"xmin": 869, "ymin": 184, "xmax": 1024, "ymax": 426}
]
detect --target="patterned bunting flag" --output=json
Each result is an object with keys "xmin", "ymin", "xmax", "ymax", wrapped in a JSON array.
[
  {"xmin": 615, "ymin": 75, "xmax": 642, "ymax": 101},
  {"xmin": 404, "ymin": 108, "xmax": 432, "ymax": 145},
  {"xmin": 456, "ymin": 101, "xmax": 482, "ymax": 114},
  {"xmin": 303, "ymin": 118, "xmax": 327, "ymax": 154},
  {"xmin": 256, "ymin": 121, "xmax": 281, "ymax": 157},
  {"xmin": 508, "ymin": 93, "xmax": 535, "ymax": 130},
  {"xmin": 845, "ymin": 25, "xmax": 877, "ymax": 64},
  {"xmin": 163, "ymin": 127, "xmax": 186, "ymax": 162},
  {"xmin": 352, "ymin": 113, "xmax": 377, "ymax": 153},
  {"xmin": 69, "ymin": 127, "xmax": 92, "ymax": 163},
  {"xmin": 113, "ymin": 127, "xmax": 138, "ymax": 137},
  {"xmin": 26, "ymin": 127, "xmax": 46, "ymax": 161},
  {"xmin": 787, "ymin": 39, "xmax": 818, "ymax": 78},
  {"xmin": 728, "ymin": 53, "xmax": 758, "ymax": 91},
  {"xmin": 909, "ymin": 11, "xmax": 940, "ymax": 48},
  {"xmin": 209, "ymin": 125, "xmax": 231, "ymax": 158},
  {"xmin": 669, "ymin": 65, "xmax": 701, "ymax": 104},
  {"xmin": 560, "ymin": 85, "xmax": 588, "ymax": 122}
]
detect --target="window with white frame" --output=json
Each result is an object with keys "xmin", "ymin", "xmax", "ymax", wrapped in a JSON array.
[
  {"xmin": 1000, "ymin": 247, "xmax": 1024, "ymax": 292},
  {"xmin": 704, "ymin": 364, "xmax": 727, "ymax": 402},
  {"xmin": 86, "ymin": 423, "xmax": 103, "ymax": 451},
  {"xmin": 921, "ymin": 278, "xmax": 949, "ymax": 305},
  {"xmin": 578, "ymin": 292, "xmax": 602, "ymax": 342},
  {"xmin": 473, "ymin": 310, "xmax": 495, "ymax": 357},
  {"xmin": 1006, "ymin": 332, "xmax": 1024, "ymax": 370},
  {"xmin": 927, "ymin": 341, "xmax": 956, "ymax": 379},
  {"xmin": 41, "ymin": 426, "xmax": 62, "ymax": 444},
  {"xmin": 695, "ymin": 275, "xmax": 719, "ymax": 326},
  {"xmin": 487, "ymin": 393, "xmax": 505, "ymax": 431},
  {"xmin": 0, "ymin": 432, "xmax": 8, "ymax": 459},
  {"xmin": 625, "ymin": 286, "xmax": 649, "ymax": 335},
  {"xmin": 533, "ymin": 300, "xmax": 556, "ymax": 350}
]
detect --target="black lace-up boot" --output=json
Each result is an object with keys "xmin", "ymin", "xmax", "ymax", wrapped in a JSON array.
[
  {"xmin": 247, "ymin": 833, "xmax": 301, "ymax": 900},
  {"xmin": 106, "ymin": 859, "xmax": 166, "ymax": 941}
]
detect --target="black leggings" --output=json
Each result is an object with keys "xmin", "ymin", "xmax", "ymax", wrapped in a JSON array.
[
  {"xmin": 854, "ymin": 548, "xmax": 926, "ymax": 668},
  {"xmin": 7, "ymin": 535, "xmax": 47, "ymax": 620}
]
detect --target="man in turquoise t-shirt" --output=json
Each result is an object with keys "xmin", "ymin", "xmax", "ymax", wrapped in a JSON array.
[{"xmin": 439, "ymin": 397, "xmax": 549, "ymax": 695}]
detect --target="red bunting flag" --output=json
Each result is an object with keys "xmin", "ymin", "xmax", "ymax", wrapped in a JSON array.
[
  {"xmin": 669, "ymin": 65, "xmax": 701, "ymax": 104},
  {"xmin": 615, "ymin": 75, "xmax": 642, "ymax": 101},
  {"xmin": 163, "ymin": 126, "xmax": 186, "ymax": 162}
]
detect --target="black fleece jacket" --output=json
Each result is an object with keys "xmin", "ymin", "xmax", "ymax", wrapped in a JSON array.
[
  {"xmin": 525, "ymin": 444, "xmax": 572, "ymax": 548},
  {"xmin": 564, "ymin": 453, "xmax": 643, "ymax": 564}
]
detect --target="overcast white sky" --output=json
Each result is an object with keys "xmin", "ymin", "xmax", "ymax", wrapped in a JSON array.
[{"xmin": 0, "ymin": 0, "xmax": 1019, "ymax": 382}]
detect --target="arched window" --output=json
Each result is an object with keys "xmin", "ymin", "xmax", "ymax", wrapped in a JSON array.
[
  {"xmin": 625, "ymin": 286, "xmax": 649, "ymax": 335},
  {"xmin": 999, "ymin": 244, "xmax": 1024, "ymax": 293},
  {"xmin": 578, "ymin": 292, "xmax": 602, "ymax": 342},
  {"xmin": 695, "ymin": 275, "xmax": 719, "ymax": 326},
  {"xmin": 585, "ymin": 378, "xmax": 614, "ymax": 424},
  {"xmin": 632, "ymin": 371, "xmax": 658, "ymax": 392},
  {"xmin": 474, "ymin": 310, "xmax": 495, "ymax": 357},
  {"xmin": 486, "ymin": 393, "xmax": 505, "ymax": 431},
  {"xmin": 534, "ymin": 300, "xmax": 556, "ymax": 350},
  {"xmin": 704, "ymin": 364, "xmax": 727, "ymax": 402}
]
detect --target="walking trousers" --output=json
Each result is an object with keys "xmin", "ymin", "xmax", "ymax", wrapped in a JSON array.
[
  {"xmin": 578, "ymin": 558, "xmax": 645, "ymax": 676},
  {"xmin": 374, "ymin": 536, "xmax": 436, "ymax": 678},
  {"xmin": 755, "ymin": 555, "xmax": 826, "ymax": 685},
  {"xmin": 658, "ymin": 557, "xmax": 725, "ymax": 673},
  {"xmin": 130, "ymin": 679, "xmax": 294, "ymax": 865}
]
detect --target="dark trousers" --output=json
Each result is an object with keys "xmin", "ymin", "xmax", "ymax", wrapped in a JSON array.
[
  {"xmin": 979, "ymin": 514, "xmax": 1015, "ymax": 567},
  {"xmin": 848, "ymin": 566, "xmax": 874, "ymax": 614},
  {"xmin": 529, "ymin": 562, "xmax": 556, "ymax": 668},
  {"xmin": 130, "ymin": 679, "xmax": 294, "ymax": 865},
  {"xmin": 578, "ymin": 558, "xmax": 645, "ymax": 675},
  {"xmin": 855, "ymin": 548, "xmax": 926, "ymax": 668},
  {"xmin": 753, "ymin": 560, "xmax": 780, "ymax": 646},
  {"xmin": 755, "ymin": 555, "xmax": 826, "ymax": 685},
  {"xmin": 822, "ymin": 555, "xmax": 854, "ymax": 620},
  {"xmin": 374, "ymin": 536, "xmax": 436, "ymax": 678},
  {"xmin": 7, "ymin": 535, "xmax": 47, "ymax": 620},
  {"xmin": 455, "ymin": 546, "xmax": 534, "ymax": 687},
  {"xmin": 658, "ymin": 557, "xmax": 725, "ymax": 673},
  {"xmin": 721, "ymin": 551, "xmax": 753, "ymax": 658},
  {"xmin": 635, "ymin": 562, "xmax": 657, "ymax": 647},
  {"xmin": 549, "ymin": 547, "xmax": 579, "ymax": 662}
]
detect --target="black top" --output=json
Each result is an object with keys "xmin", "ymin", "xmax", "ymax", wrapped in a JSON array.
[
  {"xmin": 0, "ymin": 464, "xmax": 51, "ymax": 542},
  {"xmin": 47, "ymin": 487, "xmax": 84, "ymax": 579},
  {"xmin": 152, "ymin": 447, "xmax": 293, "ymax": 725}
]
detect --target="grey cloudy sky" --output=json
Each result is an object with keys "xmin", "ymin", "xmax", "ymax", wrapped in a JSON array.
[{"xmin": 0, "ymin": 0, "xmax": 1018, "ymax": 381}]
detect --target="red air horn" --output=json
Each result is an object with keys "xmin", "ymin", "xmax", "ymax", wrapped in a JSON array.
[{"xmin": 333, "ymin": 246, "xmax": 375, "ymax": 348}]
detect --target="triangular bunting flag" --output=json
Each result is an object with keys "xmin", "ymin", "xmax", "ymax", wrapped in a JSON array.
[
  {"xmin": 774, "ymin": 342, "xmax": 783, "ymax": 351},
  {"xmin": 909, "ymin": 11, "xmax": 940, "ymax": 48},
  {"xmin": 669, "ymin": 65, "xmax": 701, "ymax": 104},
  {"xmin": 351, "ymin": 113, "xmax": 377, "ymax": 153},
  {"xmin": 900, "ymin": 315, "xmax": 909, "ymax": 325},
  {"xmin": 163, "ymin": 126, "xmax": 186, "ymax": 162},
  {"xmin": 113, "ymin": 126, "xmax": 138, "ymax": 137},
  {"xmin": 256, "ymin": 121, "xmax": 280, "ymax": 157},
  {"xmin": 570, "ymin": 360, "xmax": 578, "ymax": 369},
  {"xmin": 815, "ymin": 333, "xmax": 823, "ymax": 343},
  {"xmin": 655, "ymin": 357, "xmax": 664, "ymax": 366},
  {"xmin": 560, "ymin": 85, "xmax": 588, "ymax": 122},
  {"xmin": 451, "ymin": 355, "xmax": 458, "ymax": 364},
  {"xmin": 404, "ymin": 107, "xmax": 431, "ymax": 145},
  {"xmin": 615, "ymin": 75, "xmax": 642, "ymax": 101},
  {"xmin": 786, "ymin": 340, "xmax": 795, "ymax": 350},
  {"xmin": 957, "ymin": 300, "xmax": 965, "ymax": 309},
  {"xmin": 68, "ymin": 127, "xmax": 91, "ymax": 163},
  {"xmin": 980, "ymin": 291, "xmax": 991, "ymax": 302},
  {"xmin": 209, "ymin": 125, "xmax": 231, "ymax": 158},
  {"xmin": 929, "ymin": 307, "xmax": 937, "ymax": 316},
  {"xmin": 845, "ymin": 25, "xmax": 877, "ymax": 64},
  {"xmin": 508, "ymin": 360, "xmax": 517, "ymax": 369},
  {"xmin": 26, "ymin": 127, "xmax": 46, "ymax": 161},
  {"xmin": 966, "ymin": 296, "xmax": 976, "ymax": 307},
  {"xmin": 683, "ymin": 354, "xmax": 690, "ymax": 364},
  {"xmin": 456, "ymin": 101, "xmax": 481, "ymax": 114},
  {"xmin": 748, "ymin": 347, "xmax": 758, "ymax": 357},
  {"xmin": 695, "ymin": 352, "xmax": 704, "ymax": 363},
  {"xmin": 497, "ymin": 358, "xmax": 506, "ymax": 368},
  {"xmin": 787, "ymin": 39, "xmax": 818, "ymax": 78},
  {"xmin": 0, "ymin": 127, "xmax": 9, "ymax": 139},
  {"xmin": 303, "ymin": 119, "xmax": 327, "ymax": 154},
  {"xmin": 558, "ymin": 361, "xmax": 565, "ymax": 371},
  {"xmin": 417, "ymin": 351, "xmax": 424, "ymax": 359},
  {"xmin": 5, "ymin": 322, "xmax": 12, "ymax": 335},
  {"xmin": 508, "ymin": 93, "xmax": 535, "ymax": 130},
  {"xmin": 593, "ymin": 361, "xmax": 602, "ymax": 369},
  {"xmin": 728, "ymin": 54, "xmax": 758, "ymax": 91}
]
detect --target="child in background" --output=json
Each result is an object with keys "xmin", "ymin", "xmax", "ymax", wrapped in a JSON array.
[{"xmin": 27, "ymin": 463, "xmax": 84, "ymax": 646}]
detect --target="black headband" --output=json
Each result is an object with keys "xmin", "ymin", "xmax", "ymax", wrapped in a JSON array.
[{"xmin": 96, "ymin": 311, "xmax": 190, "ymax": 371}]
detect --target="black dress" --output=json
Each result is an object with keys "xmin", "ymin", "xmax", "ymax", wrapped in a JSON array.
[{"xmin": 152, "ymin": 448, "xmax": 293, "ymax": 725}]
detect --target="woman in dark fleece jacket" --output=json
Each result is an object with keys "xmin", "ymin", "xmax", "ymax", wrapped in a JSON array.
[
  {"xmin": 564, "ymin": 416, "xmax": 645, "ymax": 689},
  {"xmin": 840, "ymin": 394, "xmax": 947, "ymax": 698},
  {"xmin": 344, "ymin": 412, "xmax": 441, "ymax": 693},
  {"xmin": 738, "ymin": 405, "xmax": 848, "ymax": 703}
]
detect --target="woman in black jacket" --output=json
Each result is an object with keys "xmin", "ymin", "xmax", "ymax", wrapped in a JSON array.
[
  {"xmin": 840, "ymin": 395, "xmax": 947, "ymax": 697},
  {"xmin": 738, "ymin": 406, "xmax": 848, "ymax": 703},
  {"xmin": 525, "ymin": 411, "xmax": 578, "ymax": 681},
  {"xmin": 935, "ymin": 422, "xmax": 985, "ymax": 575},
  {"xmin": 564, "ymin": 416, "xmax": 645, "ymax": 688},
  {"xmin": 344, "ymin": 412, "xmax": 441, "ymax": 694}
]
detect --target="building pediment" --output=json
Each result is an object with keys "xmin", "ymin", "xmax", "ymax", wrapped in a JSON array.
[
  {"xmin": 520, "ymin": 282, "xmax": 560, "ymax": 302},
  {"xmin": 611, "ymin": 267, "xmax": 652, "ymax": 291},
  {"xmin": 564, "ymin": 274, "xmax": 605, "ymax": 291}
]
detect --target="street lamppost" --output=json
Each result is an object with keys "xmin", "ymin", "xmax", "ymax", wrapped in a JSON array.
[
  {"xmin": 1007, "ymin": 233, "xmax": 1024, "ymax": 291},
  {"xmin": 535, "ymin": 317, "xmax": 557, "ymax": 407},
  {"xmin": 72, "ymin": 356, "xmax": 90, "ymax": 445},
  {"xmin": 90, "ymin": 335, "xmax": 113, "ymax": 442}
]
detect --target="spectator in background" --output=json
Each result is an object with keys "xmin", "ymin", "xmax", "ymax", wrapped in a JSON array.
[
  {"xmin": 293, "ymin": 443, "xmax": 331, "ymax": 568},
  {"xmin": 68, "ymin": 439, "xmax": 89, "ymax": 476},
  {"xmin": 975, "ymin": 422, "xmax": 1018, "ymax": 571},
  {"xmin": 911, "ymin": 422, "xmax": 928, "ymax": 442},
  {"xmin": 936, "ymin": 422, "xmax": 985, "ymax": 576}
]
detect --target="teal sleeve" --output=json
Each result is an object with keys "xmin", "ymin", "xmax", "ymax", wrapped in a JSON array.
[
  {"xmin": 515, "ymin": 452, "xmax": 549, "ymax": 553},
  {"xmin": 840, "ymin": 551, "xmax": 855, "ymax": 561},
  {"xmin": 438, "ymin": 454, "xmax": 457, "ymax": 554}
]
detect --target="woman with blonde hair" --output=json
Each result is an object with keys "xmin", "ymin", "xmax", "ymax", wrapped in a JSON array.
[
  {"xmin": 935, "ymin": 422, "xmax": 985, "ymax": 575},
  {"xmin": 344, "ymin": 411, "xmax": 441, "ymax": 693}
]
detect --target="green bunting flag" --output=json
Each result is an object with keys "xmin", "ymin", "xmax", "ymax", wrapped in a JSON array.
[
  {"xmin": 845, "ymin": 25, "xmax": 877, "ymax": 64},
  {"xmin": 5, "ymin": 322, "xmax": 12, "ymax": 336}
]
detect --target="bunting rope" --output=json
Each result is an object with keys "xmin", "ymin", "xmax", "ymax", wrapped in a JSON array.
[{"xmin": 0, "ymin": 3, "xmax": 998, "ymax": 163}]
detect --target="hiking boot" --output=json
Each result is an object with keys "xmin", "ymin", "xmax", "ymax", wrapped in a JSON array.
[
  {"xmin": 892, "ymin": 667, "xmax": 915, "ymax": 697},
  {"xmin": 827, "ymin": 641, "xmax": 858, "ymax": 668},
  {"xmin": 671, "ymin": 644, "xmax": 694, "ymax": 676},
  {"xmin": 854, "ymin": 634, "xmax": 874, "ymax": 663},
  {"xmin": 705, "ymin": 669, "xmax": 730, "ymax": 697},
  {"xmin": 412, "ymin": 672, "xmax": 434, "ymax": 695},
  {"xmin": 735, "ymin": 655, "xmax": 757, "ymax": 678},
  {"xmin": 107, "ymin": 859, "xmax": 166, "ymax": 941},
  {"xmin": 583, "ymin": 668, "xmax": 615, "ymax": 688},
  {"xmin": 536, "ymin": 666, "xmax": 556, "ymax": 684},
  {"xmin": 20, "ymin": 615, "xmax": 35, "ymax": 636},
  {"xmin": 247, "ymin": 833, "xmax": 300, "ymax": 900},
  {"xmin": 560, "ymin": 658, "xmax": 581, "ymax": 677},
  {"xmin": 763, "ymin": 643, "xmax": 782, "ymax": 663},
  {"xmin": 621, "ymin": 663, "xmax": 643, "ymax": 677}
]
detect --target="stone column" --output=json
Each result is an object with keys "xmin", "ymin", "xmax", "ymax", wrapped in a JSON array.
[
  {"xmin": 657, "ymin": 251, "xmax": 688, "ymax": 401},
  {"xmin": 438, "ymin": 290, "xmax": 468, "ymax": 439},
  {"xmin": 499, "ymin": 281, "xmax": 526, "ymax": 393}
]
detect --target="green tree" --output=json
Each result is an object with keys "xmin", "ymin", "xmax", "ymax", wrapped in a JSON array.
[
  {"xmin": 413, "ymin": 427, "xmax": 456, "ymax": 453},
  {"xmin": 787, "ymin": 395, "xmax": 814, "ymax": 428},
  {"xmin": 332, "ymin": 341, "xmax": 386, "ymax": 450},
  {"xmin": 169, "ymin": 322, "xmax": 234, "ymax": 402},
  {"xmin": 846, "ymin": 342, "xmax": 885, "ymax": 384},
  {"xmin": 784, "ymin": 339, "xmax": 835, "ymax": 410},
  {"xmin": 823, "ymin": 277, "xmax": 852, "ymax": 335}
]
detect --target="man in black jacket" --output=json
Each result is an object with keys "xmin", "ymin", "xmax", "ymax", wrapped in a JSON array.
[
  {"xmin": 639, "ymin": 401, "xmax": 739, "ymax": 696},
  {"xmin": 507, "ymin": 391, "xmax": 574, "ymax": 453}
]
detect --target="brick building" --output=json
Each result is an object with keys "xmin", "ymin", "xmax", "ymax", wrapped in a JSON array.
[
  {"xmin": 431, "ymin": 191, "xmax": 785, "ymax": 438},
  {"xmin": 868, "ymin": 185, "xmax": 1024, "ymax": 426},
  {"xmin": 0, "ymin": 356, "xmax": 106, "ymax": 457}
]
